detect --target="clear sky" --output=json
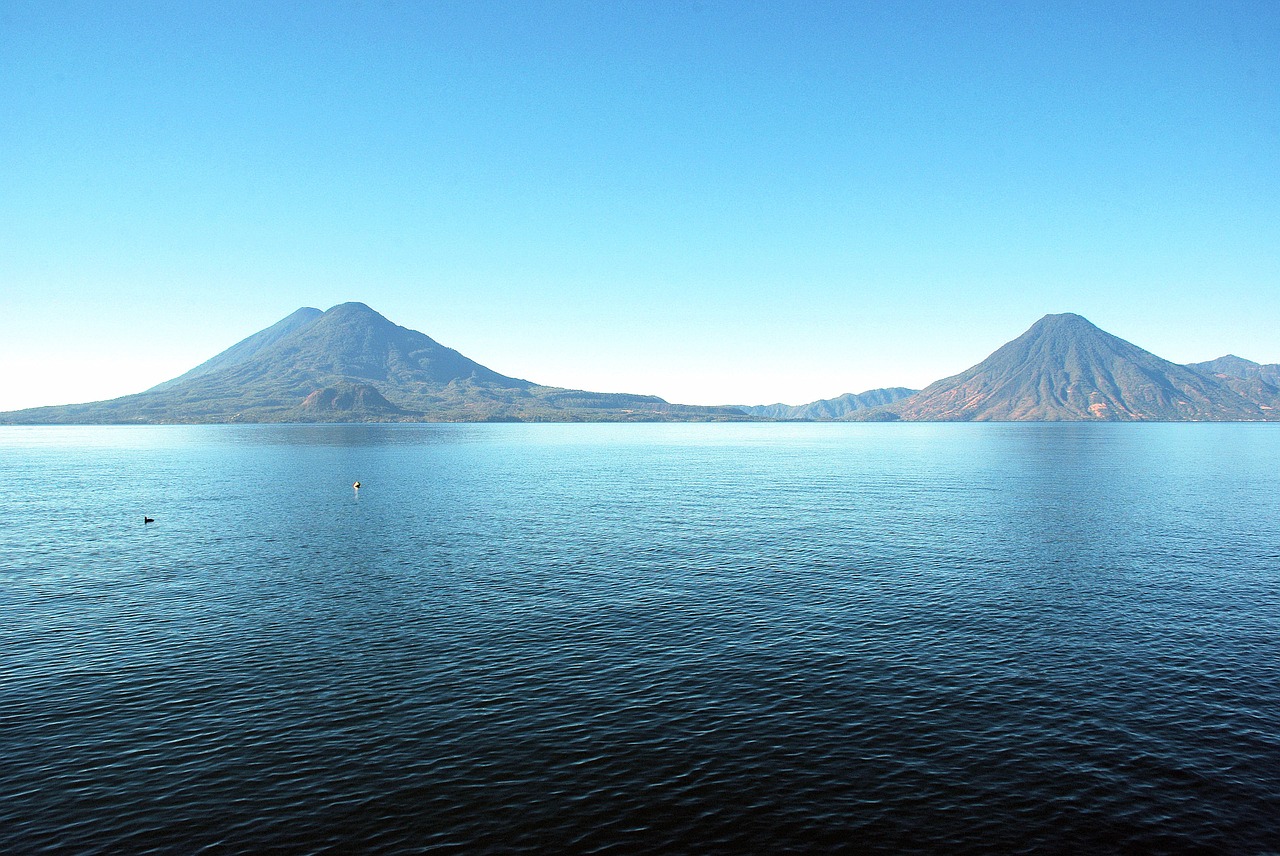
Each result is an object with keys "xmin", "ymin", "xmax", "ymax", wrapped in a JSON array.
[{"xmin": 2, "ymin": 0, "xmax": 1277, "ymax": 410}]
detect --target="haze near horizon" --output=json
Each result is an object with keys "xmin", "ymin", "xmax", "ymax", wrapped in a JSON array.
[{"xmin": 2, "ymin": 1, "xmax": 1277, "ymax": 412}]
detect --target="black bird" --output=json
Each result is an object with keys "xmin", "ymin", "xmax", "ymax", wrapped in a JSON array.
[{"xmin": 143, "ymin": 516, "xmax": 154, "ymax": 524}]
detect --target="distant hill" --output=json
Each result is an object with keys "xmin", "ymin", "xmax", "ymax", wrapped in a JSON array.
[
  {"xmin": 0, "ymin": 303, "xmax": 749, "ymax": 424},
  {"xmin": 1185, "ymin": 355, "xmax": 1280, "ymax": 411},
  {"xmin": 866, "ymin": 313, "xmax": 1277, "ymax": 422},
  {"xmin": 1186, "ymin": 354, "xmax": 1280, "ymax": 384},
  {"xmin": 736, "ymin": 388, "xmax": 917, "ymax": 420}
]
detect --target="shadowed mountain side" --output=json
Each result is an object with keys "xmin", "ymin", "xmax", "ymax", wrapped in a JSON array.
[
  {"xmin": 0, "ymin": 302, "xmax": 750, "ymax": 423},
  {"xmin": 877, "ymin": 314, "xmax": 1276, "ymax": 422},
  {"xmin": 737, "ymin": 388, "xmax": 918, "ymax": 420}
]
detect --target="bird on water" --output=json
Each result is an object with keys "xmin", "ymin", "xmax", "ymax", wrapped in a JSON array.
[
  {"xmin": 353, "ymin": 481, "xmax": 361, "ymax": 489},
  {"xmin": 143, "ymin": 517, "xmax": 154, "ymax": 524}
]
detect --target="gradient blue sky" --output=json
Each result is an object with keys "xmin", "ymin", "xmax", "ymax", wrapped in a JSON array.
[{"xmin": 2, "ymin": 0, "xmax": 1277, "ymax": 410}]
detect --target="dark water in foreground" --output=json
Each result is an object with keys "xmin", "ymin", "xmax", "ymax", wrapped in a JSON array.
[{"xmin": 1, "ymin": 423, "xmax": 1278, "ymax": 854}]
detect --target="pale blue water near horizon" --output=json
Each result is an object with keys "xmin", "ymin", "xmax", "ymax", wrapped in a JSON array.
[{"xmin": 2, "ymin": 423, "xmax": 1278, "ymax": 854}]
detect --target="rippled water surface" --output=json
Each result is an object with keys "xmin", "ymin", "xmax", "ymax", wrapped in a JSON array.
[{"xmin": 2, "ymin": 423, "xmax": 1278, "ymax": 854}]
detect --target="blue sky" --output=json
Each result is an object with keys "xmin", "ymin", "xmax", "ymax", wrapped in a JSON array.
[{"xmin": 2, "ymin": 0, "xmax": 1277, "ymax": 410}]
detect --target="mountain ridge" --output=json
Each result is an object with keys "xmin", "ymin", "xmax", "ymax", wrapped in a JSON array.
[
  {"xmin": 1185, "ymin": 355, "xmax": 1280, "ymax": 412},
  {"xmin": 734, "ymin": 388, "xmax": 918, "ymax": 420},
  {"xmin": 1187, "ymin": 355, "xmax": 1280, "ymax": 383},
  {"xmin": 2, "ymin": 306, "xmax": 1276, "ymax": 424}
]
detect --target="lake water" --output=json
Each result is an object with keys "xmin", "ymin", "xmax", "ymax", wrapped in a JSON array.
[{"xmin": 1, "ymin": 423, "xmax": 1278, "ymax": 853}]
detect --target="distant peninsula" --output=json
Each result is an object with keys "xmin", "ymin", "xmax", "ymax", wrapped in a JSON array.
[{"xmin": 1, "ymin": 304, "xmax": 1277, "ymax": 424}]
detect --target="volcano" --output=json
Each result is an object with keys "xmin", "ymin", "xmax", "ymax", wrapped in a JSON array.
[
  {"xmin": 884, "ymin": 313, "xmax": 1274, "ymax": 421},
  {"xmin": 1, "ymin": 303, "xmax": 747, "ymax": 423}
]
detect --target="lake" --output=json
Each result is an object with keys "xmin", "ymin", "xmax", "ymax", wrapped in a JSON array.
[{"xmin": 2, "ymin": 423, "xmax": 1278, "ymax": 853}]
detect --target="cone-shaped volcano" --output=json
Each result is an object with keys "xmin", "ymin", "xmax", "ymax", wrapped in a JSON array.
[{"xmin": 890, "ymin": 313, "xmax": 1271, "ymax": 421}]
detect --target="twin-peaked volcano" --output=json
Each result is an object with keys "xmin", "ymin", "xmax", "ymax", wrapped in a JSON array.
[
  {"xmin": 162, "ymin": 302, "xmax": 533, "ymax": 400},
  {"xmin": 882, "ymin": 313, "xmax": 1275, "ymax": 421},
  {"xmin": 2, "ymin": 303, "xmax": 745, "ymax": 423}
]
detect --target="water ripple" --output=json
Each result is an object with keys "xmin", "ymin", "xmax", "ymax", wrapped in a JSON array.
[{"xmin": 2, "ymin": 423, "xmax": 1279, "ymax": 853}]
